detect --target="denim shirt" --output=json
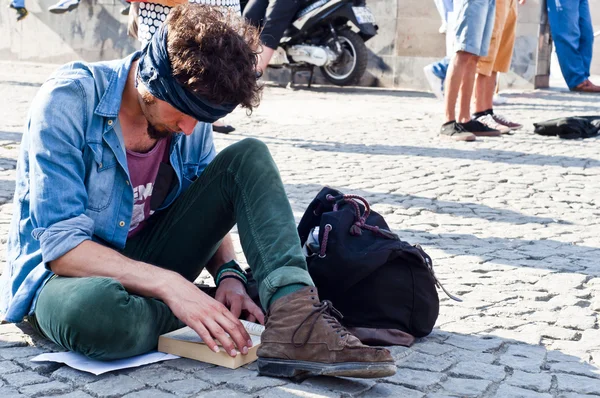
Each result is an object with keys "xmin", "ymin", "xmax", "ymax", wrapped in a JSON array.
[{"xmin": 0, "ymin": 52, "xmax": 216, "ymax": 323}]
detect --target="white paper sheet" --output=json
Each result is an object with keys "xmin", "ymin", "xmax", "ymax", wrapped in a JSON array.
[{"xmin": 31, "ymin": 351, "xmax": 179, "ymax": 375}]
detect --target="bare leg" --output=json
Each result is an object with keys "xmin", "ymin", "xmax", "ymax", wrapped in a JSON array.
[
  {"xmin": 257, "ymin": 47, "xmax": 276, "ymax": 75},
  {"xmin": 456, "ymin": 54, "xmax": 480, "ymax": 123},
  {"xmin": 473, "ymin": 71, "xmax": 497, "ymax": 114},
  {"xmin": 444, "ymin": 51, "xmax": 479, "ymax": 123}
]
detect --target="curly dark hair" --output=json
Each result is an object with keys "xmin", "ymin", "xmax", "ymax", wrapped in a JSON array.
[{"xmin": 166, "ymin": 4, "xmax": 262, "ymax": 111}]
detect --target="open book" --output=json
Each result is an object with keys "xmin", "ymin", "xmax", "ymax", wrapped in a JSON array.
[{"xmin": 157, "ymin": 320, "xmax": 265, "ymax": 369}]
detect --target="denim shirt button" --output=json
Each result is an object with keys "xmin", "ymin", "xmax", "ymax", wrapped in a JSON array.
[
  {"xmin": 108, "ymin": 120, "xmax": 113, "ymax": 126},
  {"xmin": 125, "ymin": 180, "xmax": 130, "ymax": 186},
  {"xmin": 119, "ymin": 221, "xmax": 125, "ymax": 227}
]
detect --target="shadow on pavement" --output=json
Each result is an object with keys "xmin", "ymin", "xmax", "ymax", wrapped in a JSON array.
[
  {"xmin": 4, "ymin": 322, "xmax": 599, "ymax": 397},
  {"xmin": 284, "ymin": 183, "xmax": 570, "ymax": 226}
]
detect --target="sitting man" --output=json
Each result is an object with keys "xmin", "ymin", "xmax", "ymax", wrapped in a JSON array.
[{"xmin": 0, "ymin": 4, "xmax": 394, "ymax": 379}]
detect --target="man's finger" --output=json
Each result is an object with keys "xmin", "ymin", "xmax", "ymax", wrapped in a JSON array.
[
  {"xmin": 246, "ymin": 313, "xmax": 257, "ymax": 323},
  {"xmin": 230, "ymin": 297, "xmax": 243, "ymax": 319},
  {"xmin": 205, "ymin": 319, "xmax": 237, "ymax": 357},
  {"xmin": 244, "ymin": 298, "xmax": 265, "ymax": 325},
  {"xmin": 220, "ymin": 307, "xmax": 253, "ymax": 343},
  {"xmin": 216, "ymin": 314, "xmax": 251, "ymax": 352},
  {"xmin": 189, "ymin": 321, "xmax": 220, "ymax": 353}
]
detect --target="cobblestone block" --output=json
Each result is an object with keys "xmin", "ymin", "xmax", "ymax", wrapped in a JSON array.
[
  {"xmin": 127, "ymin": 366, "xmax": 187, "ymax": 387},
  {"xmin": 506, "ymin": 370, "xmax": 552, "ymax": 392},
  {"xmin": 494, "ymin": 385, "xmax": 553, "ymax": 398},
  {"xmin": 52, "ymin": 366, "xmax": 111, "ymax": 387},
  {"xmin": 555, "ymin": 373, "xmax": 600, "ymax": 395},
  {"xmin": 226, "ymin": 374, "xmax": 288, "ymax": 394},
  {"xmin": 551, "ymin": 362, "xmax": 600, "ymax": 379},
  {"xmin": 194, "ymin": 367, "xmax": 255, "ymax": 386},
  {"xmin": 359, "ymin": 383, "xmax": 425, "ymax": 397},
  {"xmin": 412, "ymin": 342, "xmax": 454, "ymax": 356},
  {"xmin": 397, "ymin": 352, "xmax": 454, "ymax": 372},
  {"xmin": 0, "ymin": 346, "xmax": 46, "ymax": 360},
  {"xmin": 122, "ymin": 389, "xmax": 178, "ymax": 398},
  {"xmin": 157, "ymin": 378, "xmax": 212, "ymax": 396},
  {"xmin": 18, "ymin": 380, "xmax": 72, "ymax": 396},
  {"xmin": 498, "ymin": 354, "xmax": 544, "ymax": 373},
  {"xmin": 84, "ymin": 375, "xmax": 145, "ymax": 398},
  {"xmin": 3, "ymin": 370, "xmax": 49, "ymax": 387},
  {"xmin": 383, "ymin": 368, "xmax": 445, "ymax": 391},
  {"xmin": 260, "ymin": 384, "xmax": 340, "ymax": 398},
  {"xmin": 440, "ymin": 377, "xmax": 492, "ymax": 397},
  {"xmin": 302, "ymin": 377, "xmax": 375, "ymax": 396},
  {"xmin": 443, "ymin": 347, "xmax": 496, "ymax": 364},
  {"xmin": 449, "ymin": 361, "xmax": 506, "ymax": 381},
  {"xmin": 39, "ymin": 391, "xmax": 94, "ymax": 398},
  {"xmin": 444, "ymin": 335, "xmax": 504, "ymax": 353},
  {"xmin": 0, "ymin": 334, "xmax": 29, "ymax": 349},
  {"xmin": 0, "ymin": 360, "xmax": 23, "ymax": 374},
  {"xmin": 0, "ymin": 386, "xmax": 23, "ymax": 397},
  {"xmin": 192, "ymin": 388, "xmax": 249, "ymax": 398},
  {"xmin": 12, "ymin": 356, "xmax": 62, "ymax": 374},
  {"xmin": 163, "ymin": 358, "xmax": 215, "ymax": 373}
]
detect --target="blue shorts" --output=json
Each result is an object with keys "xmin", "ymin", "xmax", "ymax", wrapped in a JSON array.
[{"xmin": 453, "ymin": 0, "xmax": 496, "ymax": 57}]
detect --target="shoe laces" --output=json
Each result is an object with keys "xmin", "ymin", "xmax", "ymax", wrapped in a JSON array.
[
  {"xmin": 492, "ymin": 113, "xmax": 512, "ymax": 125},
  {"xmin": 292, "ymin": 300, "xmax": 349, "ymax": 347}
]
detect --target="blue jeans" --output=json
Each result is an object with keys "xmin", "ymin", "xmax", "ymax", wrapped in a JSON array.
[
  {"xmin": 453, "ymin": 0, "xmax": 496, "ymax": 56},
  {"xmin": 432, "ymin": 57, "xmax": 450, "ymax": 83},
  {"xmin": 11, "ymin": 0, "xmax": 25, "ymax": 8},
  {"xmin": 547, "ymin": 0, "xmax": 594, "ymax": 89}
]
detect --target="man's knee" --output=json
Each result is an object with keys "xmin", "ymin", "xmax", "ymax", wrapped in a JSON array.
[
  {"xmin": 224, "ymin": 138, "xmax": 274, "ymax": 171},
  {"xmin": 36, "ymin": 277, "xmax": 142, "ymax": 359}
]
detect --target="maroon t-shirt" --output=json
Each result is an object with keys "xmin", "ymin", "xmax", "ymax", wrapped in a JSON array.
[{"xmin": 127, "ymin": 137, "xmax": 169, "ymax": 237}]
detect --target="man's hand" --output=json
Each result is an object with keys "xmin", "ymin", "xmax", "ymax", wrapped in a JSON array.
[
  {"xmin": 519, "ymin": 0, "xmax": 526, "ymax": 5},
  {"xmin": 162, "ymin": 273, "xmax": 254, "ymax": 358},
  {"xmin": 215, "ymin": 277, "xmax": 265, "ymax": 325}
]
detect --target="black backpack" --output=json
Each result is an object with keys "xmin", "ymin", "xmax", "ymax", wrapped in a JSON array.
[{"xmin": 298, "ymin": 187, "xmax": 459, "ymax": 346}]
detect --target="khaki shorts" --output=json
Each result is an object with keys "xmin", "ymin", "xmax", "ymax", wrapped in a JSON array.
[{"xmin": 477, "ymin": 0, "xmax": 517, "ymax": 76}]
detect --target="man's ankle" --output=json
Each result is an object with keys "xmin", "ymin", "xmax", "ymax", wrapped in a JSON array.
[
  {"xmin": 473, "ymin": 109, "xmax": 493, "ymax": 119},
  {"xmin": 268, "ymin": 283, "xmax": 309, "ymax": 309}
]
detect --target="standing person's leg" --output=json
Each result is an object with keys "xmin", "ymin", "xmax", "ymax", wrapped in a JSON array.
[
  {"xmin": 473, "ymin": 0, "xmax": 518, "ymax": 134},
  {"xmin": 578, "ymin": 0, "xmax": 594, "ymax": 76},
  {"xmin": 547, "ymin": 0, "xmax": 588, "ymax": 89}
]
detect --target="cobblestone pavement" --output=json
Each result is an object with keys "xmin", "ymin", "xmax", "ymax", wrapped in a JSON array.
[{"xmin": 1, "ymin": 61, "xmax": 600, "ymax": 397}]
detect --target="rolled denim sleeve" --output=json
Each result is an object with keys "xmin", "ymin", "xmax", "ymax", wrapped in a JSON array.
[{"xmin": 26, "ymin": 78, "xmax": 94, "ymax": 264}]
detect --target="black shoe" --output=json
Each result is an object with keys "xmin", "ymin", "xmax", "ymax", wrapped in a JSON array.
[
  {"xmin": 212, "ymin": 124, "xmax": 236, "ymax": 134},
  {"xmin": 460, "ymin": 120, "xmax": 501, "ymax": 137},
  {"xmin": 9, "ymin": 4, "xmax": 28, "ymax": 21},
  {"xmin": 440, "ymin": 121, "xmax": 476, "ymax": 141}
]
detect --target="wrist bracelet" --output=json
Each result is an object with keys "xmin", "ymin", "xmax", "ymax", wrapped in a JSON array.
[
  {"xmin": 216, "ymin": 268, "xmax": 247, "ymax": 286},
  {"xmin": 216, "ymin": 274, "xmax": 246, "ymax": 288}
]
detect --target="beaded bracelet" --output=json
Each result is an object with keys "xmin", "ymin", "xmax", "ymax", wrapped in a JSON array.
[
  {"xmin": 216, "ymin": 268, "xmax": 247, "ymax": 286},
  {"xmin": 216, "ymin": 274, "xmax": 247, "ymax": 288}
]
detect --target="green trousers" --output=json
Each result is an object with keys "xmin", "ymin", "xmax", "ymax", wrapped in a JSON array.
[{"xmin": 32, "ymin": 138, "xmax": 314, "ymax": 360}]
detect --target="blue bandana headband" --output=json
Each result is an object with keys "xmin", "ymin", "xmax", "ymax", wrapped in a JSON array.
[{"xmin": 137, "ymin": 24, "xmax": 237, "ymax": 124}]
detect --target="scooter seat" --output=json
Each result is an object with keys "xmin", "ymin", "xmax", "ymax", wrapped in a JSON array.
[{"xmin": 295, "ymin": 0, "xmax": 331, "ymax": 20}]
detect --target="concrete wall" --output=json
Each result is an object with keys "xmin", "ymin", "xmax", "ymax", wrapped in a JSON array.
[
  {"xmin": 0, "ymin": 0, "xmax": 137, "ymax": 64},
  {"xmin": 1, "ymin": 0, "xmax": 599, "ymax": 89}
]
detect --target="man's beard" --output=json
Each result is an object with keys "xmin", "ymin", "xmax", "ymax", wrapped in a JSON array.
[{"xmin": 147, "ymin": 122, "xmax": 175, "ymax": 140}]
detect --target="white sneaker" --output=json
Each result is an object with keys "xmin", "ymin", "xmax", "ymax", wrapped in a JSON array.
[
  {"xmin": 439, "ymin": 22, "xmax": 447, "ymax": 34},
  {"xmin": 493, "ymin": 94, "xmax": 509, "ymax": 105},
  {"xmin": 48, "ymin": 0, "xmax": 80, "ymax": 14},
  {"xmin": 423, "ymin": 64, "xmax": 444, "ymax": 100},
  {"xmin": 475, "ymin": 114, "xmax": 511, "ymax": 134}
]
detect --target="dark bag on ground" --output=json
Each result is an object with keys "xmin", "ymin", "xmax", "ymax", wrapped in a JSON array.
[
  {"xmin": 534, "ymin": 116, "xmax": 600, "ymax": 139},
  {"xmin": 298, "ymin": 187, "xmax": 458, "ymax": 347}
]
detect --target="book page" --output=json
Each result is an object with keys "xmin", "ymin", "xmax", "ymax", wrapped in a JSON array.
[{"xmin": 164, "ymin": 321, "xmax": 264, "ymax": 346}]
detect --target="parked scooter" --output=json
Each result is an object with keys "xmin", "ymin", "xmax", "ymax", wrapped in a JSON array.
[{"xmin": 268, "ymin": 0, "xmax": 378, "ymax": 86}]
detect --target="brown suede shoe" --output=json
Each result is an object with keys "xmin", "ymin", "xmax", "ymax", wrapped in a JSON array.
[
  {"xmin": 257, "ymin": 287, "xmax": 396, "ymax": 379},
  {"xmin": 572, "ymin": 79, "xmax": 600, "ymax": 93}
]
